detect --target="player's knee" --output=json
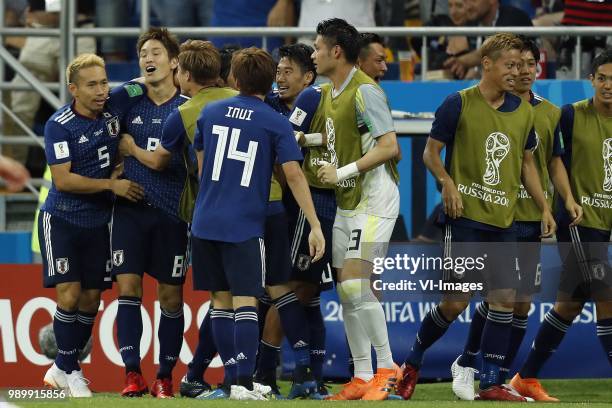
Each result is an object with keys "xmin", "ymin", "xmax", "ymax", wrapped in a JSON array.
[
  {"xmin": 78, "ymin": 290, "xmax": 101, "ymax": 313},
  {"xmin": 117, "ymin": 275, "xmax": 142, "ymax": 298},
  {"xmin": 292, "ymin": 282, "xmax": 318, "ymax": 304},
  {"xmin": 513, "ymin": 301, "xmax": 531, "ymax": 316},
  {"xmin": 159, "ymin": 288, "xmax": 183, "ymax": 313},
  {"xmin": 595, "ymin": 301, "xmax": 612, "ymax": 320},
  {"xmin": 56, "ymin": 283, "xmax": 80, "ymax": 311},
  {"xmin": 266, "ymin": 284, "xmax": 290, "ymax": 300},
  {"xmin": 439, "ymin": 300, "xmax": 469, "ymax": 321},
  {"xmin": 553, "ymin": 301, "xmax": 584, "ymax": 321}
]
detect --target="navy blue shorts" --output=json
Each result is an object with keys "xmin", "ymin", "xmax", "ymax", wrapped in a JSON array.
[
  {"xmin": 515, "ymin": 221, "xmax": 542, "ymax": 296},
  {"xmin": 556, "ymin": 225, "xmax": 611, "ymax": 300},
  {"xmin": 288, "ymin": 187, "xmax": 336, "ymax": 291},
  {"xmin": 191, "ymin": 236, "xmax": 266, "ymax": 297},
  {"xmin": 264, "ymin": 211, "xmax": 292, "ymax": 286},
  {"xmin": 443, "ymin": 223, "xmax": 519, "ymax": 292},
  {"xmin": 110, "ymin": 200, "xmax": 189, "ymax": 285},
  {"xmin": 39, "ymin": 211, "xmax": 111, "ymax": 290}
]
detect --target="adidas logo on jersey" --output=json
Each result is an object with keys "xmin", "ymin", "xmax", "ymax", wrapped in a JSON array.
[
  {"xmin": 236, "ymin": 353, "xmax": 247, "ymax": 360},
  {"xmin": 78, "ymin": 135, "xmax": 89, "ymax": 144},
  {"xmin": 293, "ymin": 340, "xmax": 308, "ymax": 348},
  {"xmin": 225, "ymin": 358, "xmax": 237, "ymax": 366},
  {"xmin": 131, "ymin": 116, "xmax": 143, "ymax": 125}
]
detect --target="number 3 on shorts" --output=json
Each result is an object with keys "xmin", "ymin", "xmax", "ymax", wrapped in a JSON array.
[{"xmin": 348, "ymin": 229, "xmax": 362, "ymax": 251}]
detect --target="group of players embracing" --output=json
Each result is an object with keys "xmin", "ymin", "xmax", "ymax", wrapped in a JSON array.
[{"xmin": 37, "ymin": 15, "xmax": 611, "ymax": 402}]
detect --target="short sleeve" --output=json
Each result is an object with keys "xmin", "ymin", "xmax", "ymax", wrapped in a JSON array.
[
  {"xmin": 356, "ymin": 84, "xmax": 395, "ymax": 138},
  {"xmin": 273, "ymin": 116, "xmax": 303, "ymax": 164},
  {"xmin": 559, "ymin": 104, "xmax": 574, "ymax": 152},
  {"xmin": 108, "ymin": 82, "xmax": 146, "ymax": 116},
  {"xmin": 161, "ymin": 109, "xmax": 186, "ymax": 153},
  {"xmin": 525, "ymin": 127, "xmax": 537, "ymax": 150},
  {"xmin": 551, "ymin": 122, "xmax": 565, "ymax": 156},
  {"xmin": 193, "ymin": 123, "xmax": 204, "ymax": 152},
  {"xmin": 289, "ymin": 86, "xmax": 322, "ymax": 132},
  {"xmin": 44, "ymin": 120, "xmax": 72, "ymax": 165},
  {"xmin": 430, "ymin": 92, "xmax": 462, "ymax": 144}
]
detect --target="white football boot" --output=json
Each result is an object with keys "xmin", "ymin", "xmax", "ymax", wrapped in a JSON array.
[
  {"xmin": 65, "ymin": 370, "xmax": 92, "ymax": 398},
  {"xmin": 451, "ymin": 356, "xmax": 478, "ymax": 400},
  {"xmin": 43, "ymin": 363, "xmax": 68, "ymax": 390}
]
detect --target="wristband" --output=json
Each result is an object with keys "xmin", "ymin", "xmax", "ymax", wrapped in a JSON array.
[
  {"xmin": 336, "ymin": 162, "xmax": 359, "ymax": 181},
  {"xmin": 303, "ymin": 132, "xmax": 323, "ymax": 147}
]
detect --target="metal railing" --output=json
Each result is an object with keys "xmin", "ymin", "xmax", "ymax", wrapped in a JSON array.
[{"xmin": 0, "ymin": 0, "xmax": 611, "ymax": 228}]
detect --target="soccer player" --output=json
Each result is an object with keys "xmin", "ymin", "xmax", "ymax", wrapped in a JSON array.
[
  {"xmin": 111, "ymin": 28, "xmax": 188, "ymax": 398},
  {"xmin": 190, "ymin": 47, "xmax": 325, "ymax": 401},
  {"xmin": 40, "ymin": 53, "xmax": 145, "ymax": 397},
  {"xmin": 254, "ymin": 43, "xmax": 327, "ymax": 399},
  {"xmin": 121, "ymin": 39, "xmax": 237, "ymax": 399},
  {"xmin": 312, "ymin": 18, "xmax": 401, "ymax": 401},
  {"xmin": 509, "ymin": 48, "xmax": 612, "ymax": 401},
  {"xmin": 396, "ymin": 33, "xmax": 556, "ymax": 402},
  {"xmin": 357, "ymin": 33, "xmax": 388, "ymax": 84},
  {"xmin": 450, "ymin": 36, "xmax": 583, "ymax": 401}
]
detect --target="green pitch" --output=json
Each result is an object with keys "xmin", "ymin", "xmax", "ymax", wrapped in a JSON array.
[{"xmin": 14, "ymin": 379, "xmax": 612, "ymax": 408}]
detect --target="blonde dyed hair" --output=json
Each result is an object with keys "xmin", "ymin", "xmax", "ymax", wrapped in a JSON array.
[
  {"xmin": 480, "ymin": 33, "xmax": 523, "ymax": 61},
  {"xmin": 66, "ymin": 53, "xmax": 105, "ymax": 84}
]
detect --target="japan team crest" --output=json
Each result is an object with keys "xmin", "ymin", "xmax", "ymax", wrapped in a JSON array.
[
  {"xmin": 56, "ymin": 258, "xmax": 69, "ymax": 274},
  {"xmin": 296, "ymin": 254, "xmax": 311, "ymax": 272},
  {"xmin": 106, "ymin": 116, "xmax": 120, "ymax": 137},
  {"xmin": 113, "ymin": 249, "xmax": 124, "ymax": 267}
]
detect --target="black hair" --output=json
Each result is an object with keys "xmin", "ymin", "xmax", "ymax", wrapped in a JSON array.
[
  {"xmin": 278, "ymin": 43, "xmax": 317, "ymax": 85},
  {"xmin": 592, "ymin": 48, "xmax": 612, "ymax": 75},
  {"xmin": 359, "ymin": 32, "xmax": 385, "ymax": 55},
  {"xmin": 315, "ymin": 18, "xmax": 360, "ymax": 64},
  {"xmin": 517, "ymin": 35, "xmax": 540, "ymax": 64},
  {"xmin": 219, "ymin": 44, "xmax": 241, "ymax": 82}
]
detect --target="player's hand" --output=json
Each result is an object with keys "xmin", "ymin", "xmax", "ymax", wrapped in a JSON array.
[
  {"xmin": 565, "ymin": 200, "xmax": 583, "ymax": 227},
  {"xmin": 0, "ymin": 154, "xmax": 30, "ymax": 192},
  {"xmin": 110, "ymin": 162, "xmax": 124, "ymax": 180},
  {"xmin": 540, "ymin": 209, "xmax": 557, "ymax": 238},
  {"xmin": 317, "ymin": 164, "xmax": 338, "ymax": 185},
  {"xmin": 110, "ymin": 179, "xmax": 144, "ymax": 202},
  {"xmin": 294, "ymin": 131, "xmax": 306, "ymax": 146},
  {"xmin": 443, "ymin": 56, "xmax": 467, "ymax": 79},
  {"xmin": 119, "ymin": 134, "xmax": 135, "ymax": 157},
  {"xmin": 441, "ymin": 178, "xmax": 463, "ymax": 219},
  {"xmin": 308, "ymin": 225, "xmax": 325, "ymax": 263}
]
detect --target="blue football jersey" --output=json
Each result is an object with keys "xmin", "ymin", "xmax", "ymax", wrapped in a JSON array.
[
  {"xmin": 121, "ymin": 91, "xmax": 188, "ymax": 217},
  {"xmin": 288, "ymin": 85, "xmax": 322, "ymax": 132},
  {"xmin": 191, "ymin": 95, "xmax": 303, "ymax": 242},
  {"xmin": 264, "ymin": 90, "xmax": 291, "ymax": 117},
  {"xmin": 42, "ymin": 82, "xmax": 146, "ymax": 227}
]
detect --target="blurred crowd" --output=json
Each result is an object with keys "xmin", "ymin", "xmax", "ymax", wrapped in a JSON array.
[{"xmin": 1, "ymin": 0, "xmax": 612, "ymax": 173}]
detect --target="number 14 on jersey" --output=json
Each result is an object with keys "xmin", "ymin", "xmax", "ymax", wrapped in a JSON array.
[{"xmin": 211, "ymin": 125, "xmax": 258, "ymax": 187}]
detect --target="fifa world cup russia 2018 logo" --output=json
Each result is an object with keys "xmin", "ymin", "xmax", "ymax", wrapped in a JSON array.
[
  {"xmin": 603, "ymin": 138, "xmax": 612, "ymax": 192},
  {"xmin": 483, "ymin": 132, "xmax": 510, "ymax": 186},
  {"xmin": 326, "ymin": 117, "xmax": 338, "ymax": 166}
]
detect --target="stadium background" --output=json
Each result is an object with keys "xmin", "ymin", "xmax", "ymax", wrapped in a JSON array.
[{"xmin": 0, "ymin": 0, "xmax": 611, "ymax": 393}]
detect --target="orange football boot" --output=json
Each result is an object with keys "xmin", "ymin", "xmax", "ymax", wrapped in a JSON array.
[{"xmin": 510, "ymin": 373, "xmax": 559, "ymax": 402}]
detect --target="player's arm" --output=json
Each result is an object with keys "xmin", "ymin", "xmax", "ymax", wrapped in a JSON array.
[
  {"xmin": 0, "ymin": 154, "xmax": 30, "ymax": 192},
  {"xmin": 547, "ymin": 121, "xmax": 582, "ymax": 226},
  {"xmin": 194, "ymin": 118, "xmax": 205, "ymax": 179},
  {"xmin": 283, "ymin": 161, "xmax": 324, "ymax": 262},
  {"xmin": 108, "ymin": 82, "xmax": 146, "ymax": 112},
  {"xmin": 521, "ymin": 130, "xmax": 556, "ymax": 237},
  {"xmin": 317, "ymin": 85, "xmax": 398, "ymax": 183},
  {"xmin": 276, "ymin": 118, "xmax": 324, "ymax": 261},
  {"xmin": 49, "ymin": 161, "xmax": 143, "ymax": 201},
  {"xmin": 424, "ymin": 92, "xmax": 463, "ymax": 218},
  {"xmin": 44, "ymin": 121, "xmax": 143, "ymax": 201},
  {"xmin": 289, "ymin": 86, "xmax": 327, "ymax": 147},
  {"xmin": 423, "ymin": 137, "xmax": 463, "ymax": 219},
  {"xmin": 119, "ymin": 133, "xmax": 171, "ymax": 171}
]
